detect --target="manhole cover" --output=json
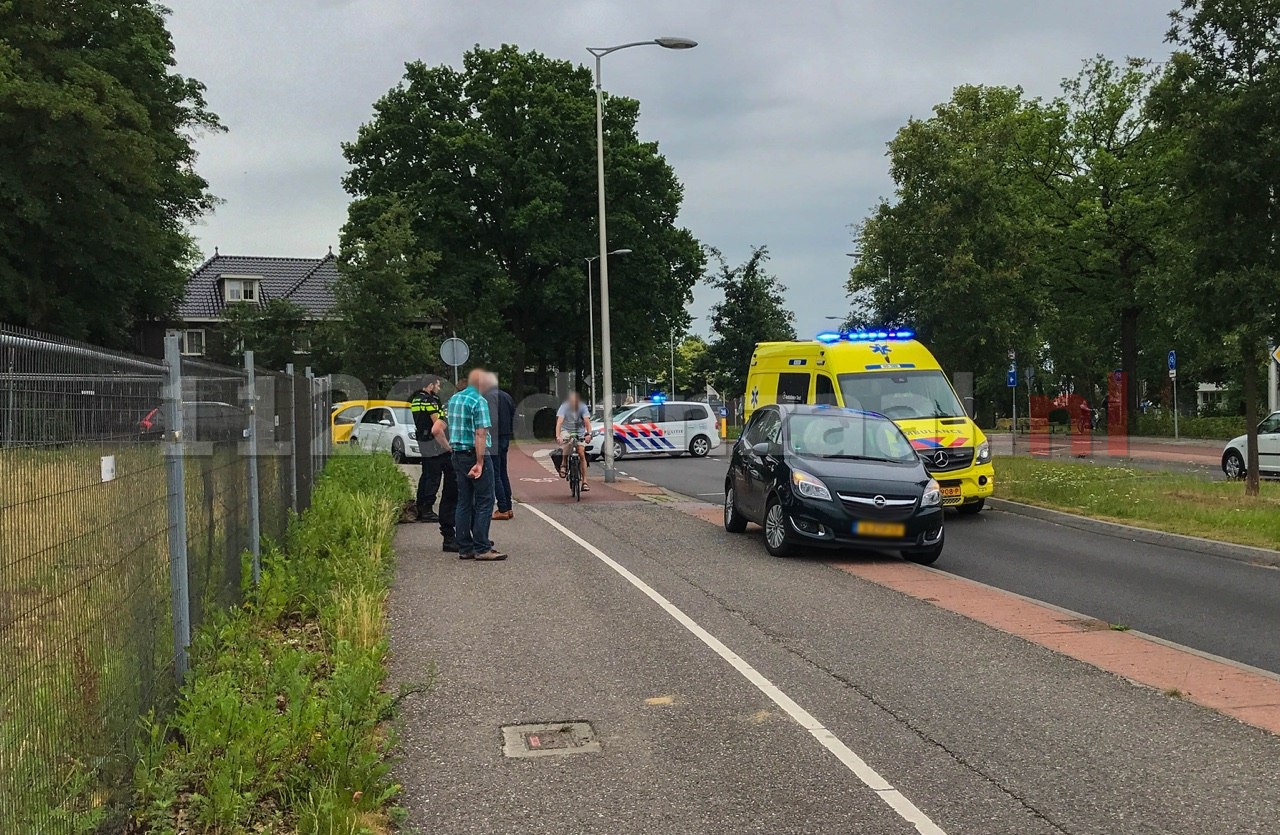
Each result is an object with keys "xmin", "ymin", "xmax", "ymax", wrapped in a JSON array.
[{"xmin": 501, "ymin": 721, "xmax": 601, "ymax": 759}]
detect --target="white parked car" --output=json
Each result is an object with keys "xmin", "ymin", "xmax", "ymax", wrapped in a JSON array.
[
  {"xmin": 350, "ymin": 403, "xmax": 421, "ymax": 463},
  {"xmin": 586, "ymin": 400, "xmax": 721, "ymax": 460},
  {"xmin": 1221, "ymin": 410, "xmax": 1280, "ymax": 480}
]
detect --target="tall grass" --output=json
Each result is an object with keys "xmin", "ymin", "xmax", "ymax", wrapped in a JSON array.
[{"xmin": 130, "ymin": 455, "xmax": 410, "ymax": 834}]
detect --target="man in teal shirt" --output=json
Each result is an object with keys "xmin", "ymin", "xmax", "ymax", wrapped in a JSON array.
[{"xmin": 447, "ymin": 369, "xmax": 505, "ymax": 560}]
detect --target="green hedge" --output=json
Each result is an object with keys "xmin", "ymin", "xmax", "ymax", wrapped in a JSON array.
[
  {"xmin": 1135, "ymin": 413, "xmax": 1245, "ymax": 440},
  {"xmin": 131, "ymin": 455, "xmax": 411, "ymax": 834}
]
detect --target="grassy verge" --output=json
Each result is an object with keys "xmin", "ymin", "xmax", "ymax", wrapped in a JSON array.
[
  {"xmin": 130, "ymin": 454, "xmax": 412, "ymax": 834},
  {"xmin": 994, "ymin": 456, "xmax": 1280, "ymax": 551}
]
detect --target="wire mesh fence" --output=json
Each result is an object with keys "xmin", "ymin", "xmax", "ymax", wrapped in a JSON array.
[{"xmin": 0, "ymin": 324, "xmax": 331, "ymax": 833}]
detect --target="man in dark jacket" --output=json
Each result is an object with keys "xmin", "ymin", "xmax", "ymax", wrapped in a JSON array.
[
  {"xmin": 410, "ymin": 376, "xmax": 458, "ymax": 551},
  {"xmin": 483, "ymin": 372, "xmax": 517, "ymax": 520}
]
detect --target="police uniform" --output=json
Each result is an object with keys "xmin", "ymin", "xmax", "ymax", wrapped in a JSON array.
[{"xmin": 411, "ymin": 388, "xmax": 457, "ymax": 546}]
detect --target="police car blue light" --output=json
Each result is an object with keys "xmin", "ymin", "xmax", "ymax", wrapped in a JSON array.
[{"xmin": 816, "ymin": 331, "xmax": 842, "ymax": 344}]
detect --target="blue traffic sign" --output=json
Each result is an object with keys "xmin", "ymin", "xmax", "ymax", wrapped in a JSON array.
[
  {"xmin": 1006, "ymin": 368, "xmax": 1017, "ymax": 388},
  {"xmin": 1168, "ymin": 350, "xmax": 1177, "ymax": 371}
]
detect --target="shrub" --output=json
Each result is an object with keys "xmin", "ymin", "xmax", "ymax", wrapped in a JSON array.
[
  {"xmin": 131, "ymin": 455, "xmax": 409, "ymax": 834},
  {"xmin": 1135, "ymin": 413, "xmax": 1245, "ymax": 440}
]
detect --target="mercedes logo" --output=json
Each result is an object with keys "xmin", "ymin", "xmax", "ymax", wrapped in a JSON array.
[
  {"xmin": 873, "ymin": 495, "xmax": 887, "ymax": 508},
  {"xmin": 931, "ymin": 451, "xmax": 950, "ymax": 468}
]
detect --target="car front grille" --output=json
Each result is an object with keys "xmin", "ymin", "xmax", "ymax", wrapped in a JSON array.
[
  {"xmin": 838, "ymin": 492, "xmax": 918, "ymax": 519},
  {"xmin": 919, "ymin": 447, "xmax": 975, "ymax": 473}
]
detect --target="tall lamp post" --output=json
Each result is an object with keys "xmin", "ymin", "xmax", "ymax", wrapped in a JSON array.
[
  {"xmin": 585, "ymin": 248, "xmax": 632, "ymax": 410},
  {"xmin": 590, "ymin": 35, "xmax": 697, "ymax": 483}
]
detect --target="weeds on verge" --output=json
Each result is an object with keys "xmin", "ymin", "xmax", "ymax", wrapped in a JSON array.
[{"xmin": 130, "ymin": 455, "xmax": 411, "ymax": 834}]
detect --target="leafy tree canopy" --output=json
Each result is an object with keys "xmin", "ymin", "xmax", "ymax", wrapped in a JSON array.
[
  {"xmin": 704, "ymin": 246, "xmax": 797, "ymax": 398},
  {"xmin": 341, "ymin": 45, "xmax": 704, "ymax": 395},
  {"xmin": 0, "ymin": 0, "xmax": 221, "ymax": 346}
]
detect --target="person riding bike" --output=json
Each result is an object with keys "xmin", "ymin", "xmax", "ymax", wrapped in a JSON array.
[{"xmin": 555, "ymin": 391, "xmax": 593, "ymax": 493}]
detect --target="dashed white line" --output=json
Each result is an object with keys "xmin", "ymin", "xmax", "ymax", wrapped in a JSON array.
[{"xmin": 524, "ymin": 503, "xmax": 947, "ymax": 835}]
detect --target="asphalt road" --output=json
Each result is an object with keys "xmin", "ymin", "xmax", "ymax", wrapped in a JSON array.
[
  {"xmin": 613, "ymin": 449, "xmax": 1280, "ymax": 674},
  {"xmin": 389, "ymin": 499, "xmax": 1280, "ymax": 834}
]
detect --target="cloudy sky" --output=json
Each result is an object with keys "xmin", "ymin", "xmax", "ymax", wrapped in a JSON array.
[{"xmin": 166, "ymin": 0, "xmax": 1175, "ymax": 337}]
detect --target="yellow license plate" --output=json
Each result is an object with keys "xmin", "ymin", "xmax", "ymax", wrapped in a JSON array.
[
  {"xmin": 855, "ymin": 521, "xmax": 906, "ymax": 538},
  {"xmin": 941, "ymin": 486, "xmax": 963, "ymax": 498}
]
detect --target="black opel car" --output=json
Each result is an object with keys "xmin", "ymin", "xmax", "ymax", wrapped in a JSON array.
[{"xmin": 724, "ymin": 405, "xmax": 945, "ymax": 563}]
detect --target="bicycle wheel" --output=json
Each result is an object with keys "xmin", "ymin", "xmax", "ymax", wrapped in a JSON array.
[{"xmin": 568, "ymin": 453, "xmax": 580, "ymax": 500}]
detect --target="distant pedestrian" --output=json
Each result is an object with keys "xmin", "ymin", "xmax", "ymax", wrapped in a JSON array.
[
  {"xmin": 483, "ymin": 372, "xmax": 517, "ymax": 520},
  {"xmin": 447, "ymin": 369, "xmax": 505, "ymax": 561}
]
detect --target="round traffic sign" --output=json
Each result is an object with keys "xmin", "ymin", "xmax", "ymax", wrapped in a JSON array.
[{"xmin": 440, "ymin": 337, "xmax": 470, "ymax": 368}]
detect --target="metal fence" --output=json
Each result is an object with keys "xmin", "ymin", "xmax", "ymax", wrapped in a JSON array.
[{"xmin": 0, "ymin": 324, "xmax": 332, "ymax": 834}]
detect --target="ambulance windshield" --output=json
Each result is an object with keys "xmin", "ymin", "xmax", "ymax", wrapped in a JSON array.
[{"xmin": 837, "ymin": 370, "xmax": 966, "ymax": 420}]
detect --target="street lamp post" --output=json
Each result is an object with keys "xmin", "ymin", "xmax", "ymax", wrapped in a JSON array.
[
  {"xmin": 589, "ymin": 36, "xmax": 696, "ymax": 483},
  {"xmin": 585, "ymin": 248, "xmax": 631, "ymax": 410}
]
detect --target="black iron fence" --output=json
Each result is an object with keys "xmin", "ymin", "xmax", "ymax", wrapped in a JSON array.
[{"xmin": 0, "ymin": 324, "xmax": 332, "ymax": 833}]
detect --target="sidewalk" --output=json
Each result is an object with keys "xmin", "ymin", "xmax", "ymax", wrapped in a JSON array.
[
  {"xmin": 386, "ymin": 475, "xmax": 1280, "ymax": 834},
  {"xmin": 990, "ymin": 431, "xmax": 1224, "ymax": 470}
]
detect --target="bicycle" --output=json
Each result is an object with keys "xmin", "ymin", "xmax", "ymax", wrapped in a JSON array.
[{"xmin": 563, "ymin": 433, "xmax": 585, "ymax": 501}]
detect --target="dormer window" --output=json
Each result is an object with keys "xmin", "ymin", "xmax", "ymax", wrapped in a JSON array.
[{"xmin": 222, "ymin": 275, "xmax": 260, "ymax": 303}]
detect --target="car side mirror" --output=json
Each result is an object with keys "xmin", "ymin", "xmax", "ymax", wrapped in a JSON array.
[
  {"xmin": 379, "ymin": 419, "xmax": 393, "ymax": 427},
  {"xmin": 751, "ymin": 442, "xmax": 772, "ymax": 456}
]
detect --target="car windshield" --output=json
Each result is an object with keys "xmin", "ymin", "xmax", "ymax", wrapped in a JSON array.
[
  {"xmin": 391, "ymin": 407, "xmax": 413, "ymax": 425},
  {"xmin": 785, "ymin": 412, "xmax": 919, "ymax": 463},
  {"xmin": 837, "ymin": 370, "xmax": 966, "ymax": 420}
]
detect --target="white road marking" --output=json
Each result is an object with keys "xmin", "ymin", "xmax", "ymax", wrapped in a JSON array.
[
  {"xmin": 696, "ymin": 492, "xmax": 722, "ymax": 497},
  {"xmin": 524, "ymin": 503, "xmax": 947, "ymax": 835}
]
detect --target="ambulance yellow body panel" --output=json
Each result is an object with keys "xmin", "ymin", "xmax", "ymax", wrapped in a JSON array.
[{"xmin": 745, "ymin": 334, "xmax": 994, "ymax": 510}]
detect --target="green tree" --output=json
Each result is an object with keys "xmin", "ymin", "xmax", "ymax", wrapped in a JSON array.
[
  {"xmin": 332, "ymin": 201, "xmax": 441, "ymax": 394},
  {"xmin": 1044, "ymin": 56, "xmax": 1182, "ymax": 431},
  {"xmin": 1152, "ymin": 0, "xmax": 1280, "ymax": 494},
  {"xmin": 218, "ymin": 299, "xmax": 309, "ymax": 371},
  {"xmin": 341, "ymin": 45, "xmax": 703, "ymax": 396},
  {"xmin": 0, "ymin": 0, "xmax": 221, "ymax": 346},
  {"xmin": 704, "ymin": 247, "xmax": 797, "ymax": 398},
  {"xmin": 847, "ymin": 86, "xmax": 1062, "ymax": 408}
]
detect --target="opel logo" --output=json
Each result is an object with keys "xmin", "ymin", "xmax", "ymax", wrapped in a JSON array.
[
  {"xmin": 931, "ymin": 451, "xmax": 950, "ymax": 468},
  {"xmin": 873, "ymin": 495, "xmax": 887, "ymax": 508}
]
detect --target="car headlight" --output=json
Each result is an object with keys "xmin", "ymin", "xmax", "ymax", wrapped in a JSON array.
[
  {"xmin": 922, "ymin": 479, "xmax": 942, "ymax": 507},
  {"xmin": 791, "ymin": 469, "xmax": 832, "ymax": 502},
  {"xmin": 976, "ymin": 440, "xmax": 990, "ymax": 463},
  {"xmin": 408, "ymin": 429, "xmax": 418, "ymax": 440}
]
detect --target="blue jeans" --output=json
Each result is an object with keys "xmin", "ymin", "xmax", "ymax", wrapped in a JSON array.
[
  {"xmin": 452, "ymin": 450, "xmax": 495, "ymax": 555},
  {"xmin": 492, "ymin": 437, "xmax": 512, "ymax": 512}
]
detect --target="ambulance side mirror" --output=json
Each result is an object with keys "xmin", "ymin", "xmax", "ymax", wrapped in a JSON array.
[{"xmin": 964, "ymin": 396, "xmax": 976, "ymax": 420}]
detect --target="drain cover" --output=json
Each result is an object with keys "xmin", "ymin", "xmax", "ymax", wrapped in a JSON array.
[{"xmin": 501, "ymin": 722, "xmax": 601, "ymax": 759}]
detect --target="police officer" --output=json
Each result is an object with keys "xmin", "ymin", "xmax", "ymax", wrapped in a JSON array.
[{"xmin": 411, "ymin": 376, "xmax": 458, "ymax": 551}]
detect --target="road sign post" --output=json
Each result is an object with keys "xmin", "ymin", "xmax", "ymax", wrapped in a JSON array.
[
  {"xmin": 440, "ymin": 337, "xmax": 470, "ymax": 386},
  {"xmin": 1007, "ymin": 364, "xmax": 1018, "ymax": 454},
  {"xmin": 1168, "ymin": 350, "xmax": 1178, "ymax": 439}
]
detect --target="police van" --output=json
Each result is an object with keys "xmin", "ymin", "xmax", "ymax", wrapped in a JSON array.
[
  {"xmin": 585, "ymin": 397, "xmax": 721, "ymax": 460},
  {"xmin": 745, "ymin": 329, "xmax": 994, "ymax": 513}
]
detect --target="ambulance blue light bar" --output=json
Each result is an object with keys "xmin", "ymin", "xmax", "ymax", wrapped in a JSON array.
[
  {"xmin": 650, "ymin": 392, "xmax": 668, "ymax": 404},
  {"xmin": 816, "ymin": 327, "xmax": 915, "ymax": 343}
]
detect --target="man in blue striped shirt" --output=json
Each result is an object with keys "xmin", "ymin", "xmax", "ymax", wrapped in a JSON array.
[{"xmin": 446, "ymin": 369, "xmax": 505, "ymax": 561}]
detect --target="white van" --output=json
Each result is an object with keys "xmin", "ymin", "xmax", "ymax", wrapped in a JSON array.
[{"xmin": 586, "ymin": 400, "xmax": 721, "ymax": 459}]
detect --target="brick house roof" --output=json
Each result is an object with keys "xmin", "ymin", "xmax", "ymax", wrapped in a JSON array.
[{"xmin": 177, "ymin": 252, "xmax": 339, "ymax": 320}]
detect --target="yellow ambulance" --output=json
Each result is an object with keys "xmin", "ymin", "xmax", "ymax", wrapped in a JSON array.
[{"xmin": 745, "ymin": 329, "xmax": 994, "ymax": 513}]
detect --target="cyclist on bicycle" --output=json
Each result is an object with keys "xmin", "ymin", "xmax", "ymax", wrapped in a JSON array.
[{"xmin": 555, "ymin": 391, "xmax": 592, "ymax": 492}]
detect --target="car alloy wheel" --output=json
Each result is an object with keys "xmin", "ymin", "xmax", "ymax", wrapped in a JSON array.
[
  {"xmin": 763, "ymin": 500, "xmax": 792, "ymax": 557},
  {"xmin": 690, "ymin": 435, "xmax": 711, "ymax": 457},
  {"xmin": 724, "ymin": 485, "xmax": 748, "ymax": 533},
  {"xmin": 1223, "ymin": 449, "xmax": 1245, "ymax": 480},
  {"xmin": 391, "ymin": 438, "xmax": 405, "ymax": 464}
]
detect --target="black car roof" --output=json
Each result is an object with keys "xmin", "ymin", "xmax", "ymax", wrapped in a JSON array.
[{"xmin": 763, "ymin": 404, "xmax": 891, "ymax": 422}]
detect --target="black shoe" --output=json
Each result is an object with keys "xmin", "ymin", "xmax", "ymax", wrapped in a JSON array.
[
  {"xmin": 419, "ymin": 511, "xmax": 439, "ymax": 523},
  {"xmin": 442, "ymin": 540, "xmax": 459, "ymax": 553}
]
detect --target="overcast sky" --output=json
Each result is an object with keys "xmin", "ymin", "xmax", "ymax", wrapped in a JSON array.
[{"xmin": 166, "ymin": 0, "xmax": 1175, "ymax": 338}]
